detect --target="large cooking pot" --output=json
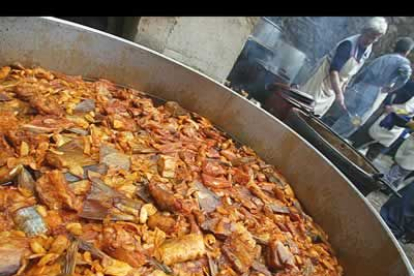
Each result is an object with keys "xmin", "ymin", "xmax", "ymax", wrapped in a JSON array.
[
  {"xmin": 284, "ymin": 108, "xmax": 398, "ymax": 196},
  {"xmin": 0, "ymin": 17, "xmax": 412, "ymax": 276},
  {"xmin": 264, "ymin": 83, "xmax": 314, "ymax": 121}
]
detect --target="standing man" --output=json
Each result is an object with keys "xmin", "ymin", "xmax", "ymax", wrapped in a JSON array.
[
  {"xmin": 302, "ymin": 17, "xmax": 388, "ymax": 116},
  {"xmin": 380, "ymin": 79, "xmax": 414, "ymax": 158}
]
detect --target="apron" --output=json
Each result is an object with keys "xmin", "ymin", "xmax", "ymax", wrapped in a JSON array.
[
  {"xmin": 369, "ymin": 97, "xmax": 414, "ymax": 147},
  {"xmin": 395, "ymin": 134, "xmax": 414, "ymax": 170},
  {"xmin": 369, "ymin": 114, "xmax": 406, "ymax": 147},
  {"xmin": 302, "ymin": 35, "xmax": 369, "ymax": 116}
]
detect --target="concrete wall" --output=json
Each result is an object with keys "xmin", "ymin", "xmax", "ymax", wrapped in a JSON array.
[{"xmin": 133, "ymin": 17, "xmax": 259, "ymax": 83}]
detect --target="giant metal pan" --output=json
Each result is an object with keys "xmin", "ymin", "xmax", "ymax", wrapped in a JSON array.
[{"xmin": 0, "ymin": 17, "xmax": 412, "ymax": 276}]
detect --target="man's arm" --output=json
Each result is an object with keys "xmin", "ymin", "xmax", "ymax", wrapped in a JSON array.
[
  {"xmin": 329, "ymin": 41, "xmax": 352, "ymax": 110},
  {"xmin": 330, "ymin": 71, "xmax": 346, "ymax": 110}
]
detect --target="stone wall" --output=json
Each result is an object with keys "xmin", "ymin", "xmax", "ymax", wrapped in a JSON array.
[
  {"xmin": 374, "ymin": 17, "xmax": 414, "ymax": 60},
  {"xmin": 267, "ymin": 17, "xmax": 414, "ymax": 84}
]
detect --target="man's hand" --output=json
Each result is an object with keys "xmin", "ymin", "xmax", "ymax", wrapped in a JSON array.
[
  {"xmin": 408, "ymin": 120, "xmax": 414, "ymax": 131},
  {"xmin": 336, "ymin": 93, "xmax": 347, "ymax": 110},
  {"xmin": 384, "ymin": 105, "xmax": 394, "ymax": 114}
]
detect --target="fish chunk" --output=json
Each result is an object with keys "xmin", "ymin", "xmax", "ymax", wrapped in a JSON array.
[
  {"xmin": 157, "ymin": 233, "xmax": 205, "ymax": 266},
  {"xmin": 35, "ymin": 170, "xmax": 81, "ymax": 211}
]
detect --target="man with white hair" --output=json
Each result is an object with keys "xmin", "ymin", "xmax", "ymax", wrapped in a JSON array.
[{"xmin": 302, "ymin": 17, "xmax": 388, "ymax": 117}]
